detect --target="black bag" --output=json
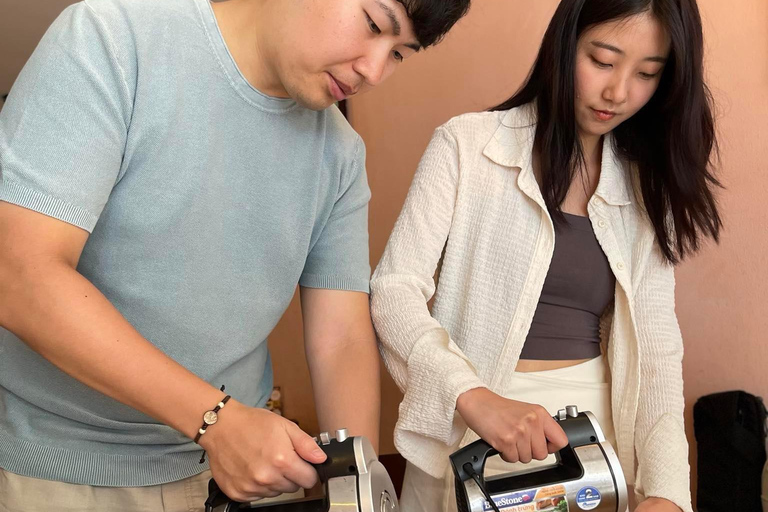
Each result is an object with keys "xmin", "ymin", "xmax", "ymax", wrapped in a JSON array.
[{"xmin": 694, "ymin": 390, "xmax": 767, "ymax": 512}]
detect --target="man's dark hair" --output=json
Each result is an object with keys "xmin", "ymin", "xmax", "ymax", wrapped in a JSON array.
[{"xmin": 396, "ymin": 0, "xmax": 471, "ymax": 48}]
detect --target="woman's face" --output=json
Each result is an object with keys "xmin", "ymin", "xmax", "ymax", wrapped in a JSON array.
[{"xmin": 574, "ymin": 12, "xmax": 671, "ymax": 142}]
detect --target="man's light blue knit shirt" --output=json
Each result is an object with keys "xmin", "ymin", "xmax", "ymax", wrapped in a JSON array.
[{"xmin": 0, "ymin": 0, "xmax": 371, "ymax": 486}]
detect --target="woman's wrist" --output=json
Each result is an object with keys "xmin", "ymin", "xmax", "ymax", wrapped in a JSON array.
[{"xmin": 456, "ymin": 386, "xmax": 490, "ymax": 415}]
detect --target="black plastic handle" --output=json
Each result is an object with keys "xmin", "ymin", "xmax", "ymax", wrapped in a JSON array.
[{"xmin": 451, "ymin": 411, "xmax": 600, "ymax": 487}]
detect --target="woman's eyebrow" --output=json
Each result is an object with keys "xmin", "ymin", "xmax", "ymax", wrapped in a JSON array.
[{"xmin": 591, "ymin": 40, "xmax": 667, "ymax": 63}]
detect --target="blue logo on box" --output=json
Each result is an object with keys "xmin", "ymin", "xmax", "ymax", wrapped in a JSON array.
[{"xmin": 576, "ymin": 486, "xmax": 602, "ymax": 510}]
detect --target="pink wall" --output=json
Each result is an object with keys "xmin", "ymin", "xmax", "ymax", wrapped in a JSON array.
[{"xmin": 674, "ymin": 0, "xmax": 768, "ymax": 484}]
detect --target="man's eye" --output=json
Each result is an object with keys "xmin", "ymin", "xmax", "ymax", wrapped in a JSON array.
[
  {"xmin": 394, "ymin": 51, "xmax": 404, "ymax": 62},
  {"xmin": 366, "ymin": 14, "xmax": 381, "ymax": 34}
]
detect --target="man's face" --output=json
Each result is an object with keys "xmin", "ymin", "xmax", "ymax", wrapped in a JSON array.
[{"xmin": 271, "ymin": 0, "xmax": 421, "ymax": 110}]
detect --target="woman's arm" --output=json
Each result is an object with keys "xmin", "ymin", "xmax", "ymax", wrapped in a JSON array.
[
  {"xmin": 371, "ymin": 126, "xmax": 487, "ymax": 453},
  {"xmin": 632, "ymin": 242, "xmax": 692, "ymax": 512}
]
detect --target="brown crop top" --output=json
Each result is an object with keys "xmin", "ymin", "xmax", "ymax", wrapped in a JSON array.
[{"xmin": 518, "ymin": 213, "xmax": 616, "ymax": 360}]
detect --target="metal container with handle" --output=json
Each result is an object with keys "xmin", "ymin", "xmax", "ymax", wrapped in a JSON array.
[
  {"xmin": 451, "ymin": 406, "xmax": 628, "ymax": 512},
  {"xmin": 205, "ymin": 430, "xmax": 399, "ymax": 512}
]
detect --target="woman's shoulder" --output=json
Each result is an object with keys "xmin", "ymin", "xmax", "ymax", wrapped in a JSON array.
[
  {"xmin": 440, "ymin": 105, "xmax": 533, "ymax": 133},
  {"xmin": 440, "ymin": 110, "xmax": 504, "ymax": 133},
  {"xmin": 434, "ymin": 105, "xmax": 536, "ymax": 150}
]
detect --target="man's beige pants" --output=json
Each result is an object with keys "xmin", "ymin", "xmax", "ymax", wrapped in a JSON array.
[{"xmin": 0, "ymin": 468, "xmax": 303, "ymax": 512}]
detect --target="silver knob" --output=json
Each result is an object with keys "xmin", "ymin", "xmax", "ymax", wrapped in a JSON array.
[
  {"xmin": 557, "ymin": 409, "xmax": 567, "ymax": 421},
  {"xmin": 335, "ymin": 428, "xmax": 349, "ymax": 442},
  {"xmin": 566, "ymin": 405, "xmax": 579, "ymax": 418},
  {"xmin": 381, "ymin": 490, "xmax": 396, "ymax": 512},
  {"xmin": 319, "ymin": 432, "xmax": 331, "ymax": 445}
]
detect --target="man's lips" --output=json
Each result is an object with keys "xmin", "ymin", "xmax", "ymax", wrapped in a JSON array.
[{"xmin": 328, "ymin": 73, "xmax": 356, "ymax": 100}]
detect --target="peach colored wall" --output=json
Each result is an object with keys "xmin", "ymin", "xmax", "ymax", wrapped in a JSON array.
[
  {"xmin": 0, "ymin": 0, "xmax": 78, "ymax": 98},
  {"xmin": 675, "ymin": 0, "xmax": 768, "ymax": 487}
]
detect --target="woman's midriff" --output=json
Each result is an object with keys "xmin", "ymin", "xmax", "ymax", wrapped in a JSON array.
[{"xmin": 514, "ymin": 358, "xmax": 594, "ymax": 372}]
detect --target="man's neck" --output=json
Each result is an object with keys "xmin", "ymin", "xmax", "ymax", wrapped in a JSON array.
[{"xmin": 211, "ymin": 0, "xmax": 288, "ymax": 97}]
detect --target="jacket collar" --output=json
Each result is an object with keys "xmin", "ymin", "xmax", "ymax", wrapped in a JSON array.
[{"xmin": 482, "ymin": 105, "xmax": 633, "ymax": 206}]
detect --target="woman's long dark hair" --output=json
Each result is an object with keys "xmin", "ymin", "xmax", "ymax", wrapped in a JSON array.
[{"xmin": 492, "ymin": 0, "xmax": 721, "ymax": 264}]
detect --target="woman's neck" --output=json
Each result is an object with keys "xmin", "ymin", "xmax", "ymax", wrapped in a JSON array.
[{"xmin": 581, "ymin": 133, "xmax": 604, "ymax": 170}]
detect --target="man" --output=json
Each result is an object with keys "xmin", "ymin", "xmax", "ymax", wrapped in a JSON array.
[{"xmin": 0, "ymin": 0, "xmax": 470, "ymax": 509}]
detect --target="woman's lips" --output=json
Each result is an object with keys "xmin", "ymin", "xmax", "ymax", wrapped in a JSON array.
[{"xmin": 591, "ymin": 108, "xmax": 617, "ymax": 121}]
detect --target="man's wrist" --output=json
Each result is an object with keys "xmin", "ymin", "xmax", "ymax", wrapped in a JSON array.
[{"xmin": 195, "ymin": 392, "xmax": 230, "ymax": 441}]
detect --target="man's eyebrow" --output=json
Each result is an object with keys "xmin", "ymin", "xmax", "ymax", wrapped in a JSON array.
[
  {"xmin": 376, "ymin": 1, "xmax": 421, "ymax": 52},
  {"xmin": 591, "ymin": 40, "xmax": 667, "ymax": 63},
  {"xmin": 376, "ymin": 1, "xmax": 401, "ymax": 35}
]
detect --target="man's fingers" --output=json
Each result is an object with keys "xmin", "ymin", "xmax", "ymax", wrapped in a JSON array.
[{"xmin": 281, "ymin": 453, "xmax": 320, "ymax": 490}]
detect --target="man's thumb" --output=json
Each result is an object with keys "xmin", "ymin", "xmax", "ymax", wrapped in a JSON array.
[{"xmin": 288, "ymin": 425, "xmax": 327, "ymax": 464}]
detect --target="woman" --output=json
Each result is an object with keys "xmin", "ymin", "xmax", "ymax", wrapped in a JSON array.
[{"xmin": 370, "ymin": 1, "xmax": 720, "ymax": 511}]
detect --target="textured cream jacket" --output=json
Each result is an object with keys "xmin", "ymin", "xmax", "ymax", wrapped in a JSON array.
[{"xmin": 370, "ymin": 106, "xmax": 692, "ymax": 511}]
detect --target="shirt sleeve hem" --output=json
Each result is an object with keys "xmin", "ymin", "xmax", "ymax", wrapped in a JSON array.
[
  {"xmin": 0, "ymin": 178, "xmax": 97, "ymax": 232},
  {"xmin": 299, "ymin": 273, "xmax": 370, "ymax": 293}
]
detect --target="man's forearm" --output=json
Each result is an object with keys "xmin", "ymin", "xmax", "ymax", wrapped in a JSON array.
[
  {"xmin": 307, "ymin": 334, "xmax": 381, "ymax": 451},
  {"xmin": 0, "ymin": 261, "xmax": 226, "ymax": 440}
]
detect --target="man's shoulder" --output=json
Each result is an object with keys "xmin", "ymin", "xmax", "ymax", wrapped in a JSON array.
[
  {"xmin": 81, "ymin": 0, "xmax": 198, "ymax": 33},
  {"xmin": 324, "ymin": 105, "xmax": 363, "ymax": 146},
  {"xmin": 316, "ymin": 105, "xmax": 365, "ymax": 166},
  {"xmin": 83, "ymin": 0, "xmax": 193, "ymax": 15}
]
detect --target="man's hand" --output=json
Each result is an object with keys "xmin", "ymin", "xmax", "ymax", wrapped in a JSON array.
[
  {"xmin": 635, "ymin": 497, "xmax": 683, "ymax": 512},
  {"xmin": 201, "ymin": 402, "xmax": 327, "ymax": 502}
]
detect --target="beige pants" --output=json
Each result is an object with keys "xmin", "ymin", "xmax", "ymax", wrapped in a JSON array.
[
  {"xmin": 0, "ymin": 468, "xmax": 304, "ymax": 512},
  {"xmin": 400, "ymin": 356, "xmax": 622, "ymax": 512}
]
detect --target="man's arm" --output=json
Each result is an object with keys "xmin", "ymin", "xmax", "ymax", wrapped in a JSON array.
[
  {"xmin": 0, "ymin": 202, "xmax": 325, "ymax": 500},
  {"xmin": 0, "ymin": 202, "xmax": 221, "ymax": 437},
  {"xmin": 300, "ymin": 287, "xmax": 380, "ymax": 451}
]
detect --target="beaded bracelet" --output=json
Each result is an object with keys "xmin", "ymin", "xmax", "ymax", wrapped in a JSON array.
[{"xmin": 195, "ymin": 385, "xmax": 231, "ymax": 463}]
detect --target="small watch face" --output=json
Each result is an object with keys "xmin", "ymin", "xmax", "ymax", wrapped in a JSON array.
[{"xmin": 203, "ymin": 411, "xmax": 218, "ymax": 425}]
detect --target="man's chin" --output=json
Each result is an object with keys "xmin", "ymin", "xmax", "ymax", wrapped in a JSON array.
[{"xmin": 292, "ymin": 90, "xmax": 336, "ymax": 112}]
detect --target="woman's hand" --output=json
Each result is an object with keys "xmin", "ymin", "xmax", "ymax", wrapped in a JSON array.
[
  {"xmin": 634, "ymin": 497, "xmax": 683, "ymax": 512},
  {"xmin": 456, "ymin": 388, "xmax": 568, "ymax": 463}
]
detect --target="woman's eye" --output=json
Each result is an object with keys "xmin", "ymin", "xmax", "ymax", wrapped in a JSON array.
[
  {"xmin": 366, "ymin": 14, "xmax": 381, "ymax": 34},
  {"xmin": 591, "ymin": 56, "xmax": 612, "ymax": 69},
  {"xmin": 393, "ymin": 51, "xmax": 404, "ymax": 62},
  {"xmin": 639, "ymin": 72, "xmax": 659, "ymax": 80}
]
